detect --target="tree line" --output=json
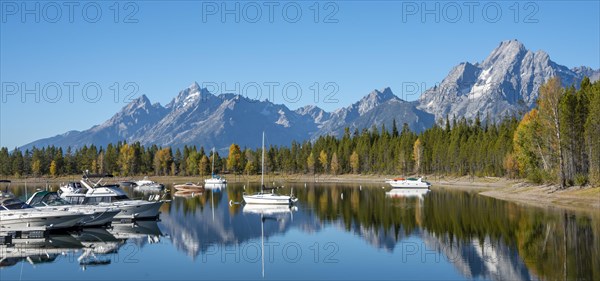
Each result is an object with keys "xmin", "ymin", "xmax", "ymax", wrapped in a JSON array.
[{"xmin": 1, "ymin": 77, "xmax": 598, "ymax": 188}]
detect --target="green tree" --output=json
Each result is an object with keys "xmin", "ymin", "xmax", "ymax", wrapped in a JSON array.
[
  {"xmin": 538, "ymin": 77, "xmax": 567, "ymax": 187},
  {"xmin": 585, "ymin": 80, "xmax": 600, "ymax": 186}
]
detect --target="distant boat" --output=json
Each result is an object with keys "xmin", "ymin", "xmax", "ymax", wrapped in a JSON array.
[
  {"xmin": 133, "ymin": 177, "xmax": 165, "ymax": 193},
  {"xmin": 385, "ymin": 177, "xmax": 431, "ymax": 189},
  {"xmin": 243, "ymin": 132, "xmax": 297, "ymax": 205},
  {"xmin": 205, "ymin": 147, "xmax": 227, "ymax": 186},
  {"xmin": 173, "ymin": 182, "xmax": 204, "ymax": 192}
]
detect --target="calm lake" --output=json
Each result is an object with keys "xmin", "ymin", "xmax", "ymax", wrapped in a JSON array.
[{"xmin": 1, "ymin": 182, "xmax": 598, "ymax": 280}]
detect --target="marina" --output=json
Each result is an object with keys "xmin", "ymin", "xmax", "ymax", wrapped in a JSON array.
[{"xmin": 1, "ymin": 181, "xmax": 598, "ymax": 280}]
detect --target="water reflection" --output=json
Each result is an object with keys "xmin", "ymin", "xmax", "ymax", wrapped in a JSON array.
[
  {"xmin": 2, "ymin": 183, "xmax": 598, "ymax": 280},
  {"xmin": 1, "ymin": 221, "xmax": 162, "ymax": 270}
]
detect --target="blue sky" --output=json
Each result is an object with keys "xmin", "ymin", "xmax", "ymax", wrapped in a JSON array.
[{"xmin": 1, "ymin": 1, "xmax": 599, "ymax": 149}]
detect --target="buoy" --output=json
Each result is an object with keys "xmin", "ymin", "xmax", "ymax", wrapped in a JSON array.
[
  {"xmin": 341, "ymin": 193, "xmax": 344, "ymax": 199},
  {"xmin": 360, "ymin": 185, "xmax": 362, "ymax": 191}
]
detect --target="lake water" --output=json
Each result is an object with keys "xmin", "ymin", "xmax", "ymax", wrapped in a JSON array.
[{"xmin": 1, "ymin": 182, "xmax": 598, "ymax": 280}]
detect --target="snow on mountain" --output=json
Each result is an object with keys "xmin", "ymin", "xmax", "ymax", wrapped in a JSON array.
[
  {"xmin": 19, "ymin": 40, "xmax": 598, "ymax": 151},
  {"xmin": 418, "ymin": 39, "xmax": 595, "ymax": 122}
]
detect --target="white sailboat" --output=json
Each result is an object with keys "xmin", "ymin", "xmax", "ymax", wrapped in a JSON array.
[
  {"xmin": 204, "ymin": 147, "xmax": 227, "ymax": 188},
  {"xmin": 243, "ymin": 132, "xmax": 297, "ymax": 205}
]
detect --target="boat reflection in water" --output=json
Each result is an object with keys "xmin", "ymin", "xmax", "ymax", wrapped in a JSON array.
[
  {"xmin": 385, "ymin": 188, "xmax": 431, "ymax": 199},
  {"xmin": 2, "ymin": 183, "xmax": 599, "ymax": 281},
  {"xmin": 242, "ymin": 204, "xmax": 297, "ymax": 278},
  {"xmin": 0, "ymin": 220, "xmax": 162, "ymax": 270}
]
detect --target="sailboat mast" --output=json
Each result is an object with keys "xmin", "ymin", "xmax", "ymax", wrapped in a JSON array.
[
  {"xmin": 211, "ymin": 147, "xmax": 215, "ymax": 176},
  {"xmin": 261, "ymin": 131, "xmax": 265, "ymax": 188}
]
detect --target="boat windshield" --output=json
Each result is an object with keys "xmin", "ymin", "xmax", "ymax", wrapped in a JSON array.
[
  {"xmin": 0, "ymin": 198, "xmax": 33, "ymax": 210},
  {"xmin": 29, "ymin": 192, "xmax": 70, "ymax": 207},
  {"xmin": 83, "ymin": 195, "xmax": 130, "ymax": 204}
]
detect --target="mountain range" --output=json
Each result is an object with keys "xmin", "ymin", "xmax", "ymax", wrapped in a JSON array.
[{"xmin": 21, "ymin": 40, "xmax": 599, "ymax": 152}]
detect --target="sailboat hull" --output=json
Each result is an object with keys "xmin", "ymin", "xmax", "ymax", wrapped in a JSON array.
[{"xmin": 243, "ymin": 193, "xmax": 294, "ymax": 205}]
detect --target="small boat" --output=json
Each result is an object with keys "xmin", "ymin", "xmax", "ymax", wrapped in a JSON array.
[
  {"xmin": 58, "ymin": 172, "xmax": 166, "ymax": 220},
  {"xmin": 205, "ymin": 147, "xmax": 227, "ymax": 186},
  {"xmin": 243, "ymin": 132, "xmax": 297, "ymax": 205},
  {"xmin": 385, "ymin": 177, "xmax": 431, "ymax": 189},
  {"xmin": 133, "ymin": 177, "xmax": 165, "ymax": 193},
  {"xmin": 173, "ymin": 182, "xmax": 204, "ymax": 191},
  {"xmin": 26, "ymin": 191, "xmax": 120, "ymax": 227}
]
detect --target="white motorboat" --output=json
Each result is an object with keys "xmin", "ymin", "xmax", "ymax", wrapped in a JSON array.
[
  {"xmin": 59, "ymin": 173, "xmax": 166, "ymax": 220},
  {"xmin": 26, "ymin": 191, "xmax": 120, "ymax": 227},
  {"xmin": 205, "ymin": 147, "xmax": 227, "ymax": 186},
  {"xmin": 0, "ymin": 194, "xmax": 87, "ymax": 231},
  {"xmin": 385, "ymin": 177, "xmax": 431, "ymax": 189},
  {"xmin": 243, "ymin": 132, "xmax": 297, "ymax": 205},
  {"xmin": 133, "ymin": 177, "xmax": 165, "ymax": 193}
]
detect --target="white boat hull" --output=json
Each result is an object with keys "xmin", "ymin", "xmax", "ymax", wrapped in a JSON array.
[
  {"xmin": 0, "ymin": 211, "xmax": 86, "ymax": 230},
  {"xmin": 386, "ymin": 178, "xmax": 431, "ymax": 189},
  {"xmin": 36, "ymin": 207, "xmax": 120, "ymax": 227},
  {"xmin": 103, "ymin": 201, "xmax": 163, "ymax": 220},
  {"xmin": 243, "ymin": 193, "xmax": 295, "ymax": 205}
]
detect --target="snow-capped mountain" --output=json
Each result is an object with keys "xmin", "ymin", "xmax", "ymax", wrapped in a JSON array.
[
  {"xmin": 21, "ymin": 84, "xmax": 433, "ymax": 151},
  {"xmin": 19, "ymin": 40, "xmax": 598, "ymax": 151},
  {"xmin": 418, "ymin": 39, "xmax": 598, "ymax": 122}
]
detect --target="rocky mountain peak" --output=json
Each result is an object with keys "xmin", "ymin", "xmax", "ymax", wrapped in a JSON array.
[
  {"xmin": 483, "ymin": 39, "xmax": 528, "ymax": 67},
  {"xmin": 357, "ymin": 87, "xmax": 397, "ymax": 115}
]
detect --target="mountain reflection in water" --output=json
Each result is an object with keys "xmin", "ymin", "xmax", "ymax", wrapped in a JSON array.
[{"xmin": 2, "ymin": 183, "xmax": 598, "ymax": 280}]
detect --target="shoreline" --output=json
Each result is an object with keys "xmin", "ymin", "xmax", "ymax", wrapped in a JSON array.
[{"xmin": 3, "ymin": 174, "xmax": 598, "ymax": 212}]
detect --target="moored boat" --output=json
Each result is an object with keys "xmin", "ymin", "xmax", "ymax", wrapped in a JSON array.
[
  {"xmin": 385, "ymin": 177, "xmax": 431, "ymax": 189},
  {"xmin": 243, "ymin": 132, "xmax": 297, "ymax": 205},
  {"xmin": 58, "ymin": 172, "xmax": 166, "ymax": 220},
  {"xmin": 26, "ymin": 191, "xmax": 120, "ymax": 227}
]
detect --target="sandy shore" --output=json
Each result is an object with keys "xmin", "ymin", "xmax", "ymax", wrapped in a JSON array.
[{"xmin": 4, "ymin": 174, "xmax": 598, "ymax": 212}]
